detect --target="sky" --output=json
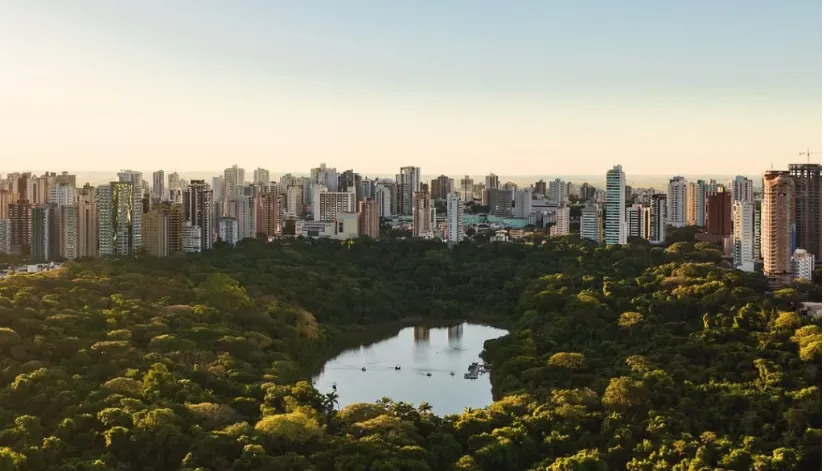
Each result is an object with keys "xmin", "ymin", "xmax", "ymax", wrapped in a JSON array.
[{"xmin": 0, "ymin": 1, "xmax": 821, "ymax": 176}]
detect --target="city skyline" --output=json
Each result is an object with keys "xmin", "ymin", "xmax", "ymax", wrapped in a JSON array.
[{"xmin": 1, "ymin": 1, "xmax": 820, "ymax": 175}]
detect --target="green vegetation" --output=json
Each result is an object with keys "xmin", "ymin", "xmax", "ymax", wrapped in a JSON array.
[{"xmin": 0, "ymin": 236, "xmax": 820, "ymax": 470}]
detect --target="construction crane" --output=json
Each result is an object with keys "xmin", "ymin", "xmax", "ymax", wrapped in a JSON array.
[{"xmin": 798, "ymin": 148, "xmax": 822, "ymax": 164}]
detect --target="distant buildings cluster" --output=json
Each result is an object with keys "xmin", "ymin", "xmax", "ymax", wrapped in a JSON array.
[{"xmin": 0, "ymin": 161, "xmax": 819, "ymax": 286}]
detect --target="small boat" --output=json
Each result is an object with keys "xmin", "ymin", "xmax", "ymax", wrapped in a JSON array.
[
  {"xmin": 450, "ymin": 371, "xmax": 455, "ymax": 376},
  {"xmin": 426, "ymin": 372, "xmax": 432, "ymax": 377},
  {"xmin": 361, "ymin": 367, "xmax": 366, "ymax": 372},
  {"xmin": 394, "ymin": 365, "xmax": 401, "ymax": 371},
  {"xmin": 332, "ymin": 383, "xmax": 337, "ymax": 390}
]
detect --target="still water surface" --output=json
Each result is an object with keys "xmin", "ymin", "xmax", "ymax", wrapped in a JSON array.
[{"xmin": 313, "ymin": 323, "xmax": 507, "ymax": 416}]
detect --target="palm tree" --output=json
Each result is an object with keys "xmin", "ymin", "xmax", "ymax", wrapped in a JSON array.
[
  {"xmin": 417, "ymin": 402, "xmax": 433, "ymax": 414},
  {"xmin": 323, "ymin": 391, "xmax": 339, "ymax": 415}
]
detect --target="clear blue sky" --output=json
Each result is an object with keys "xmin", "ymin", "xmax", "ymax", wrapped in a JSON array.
[{"xmin": 1, "ymin": 1, "xmax": 820, "ymax": 175}]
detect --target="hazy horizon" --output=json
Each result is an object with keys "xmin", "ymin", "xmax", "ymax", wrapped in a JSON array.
[
  {"xmin": 1, "ymin": 1, "xmax": 821, "ymax": 175},
  {"xmin": 1, "ymin": 169, "xmax": 768, "ymax": 190}
]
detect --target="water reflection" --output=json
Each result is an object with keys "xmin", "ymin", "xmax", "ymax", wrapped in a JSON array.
[
  {"xmin": 448, "ymin": 324, "xmax": 463, "ymax": 347},
  {"xmin": 313, "ymin": 322, "xmax": 507, "ymax": 415},
  {"xmin": 414, "ymin": 326, "xmax": 430, "ymax": 344}
]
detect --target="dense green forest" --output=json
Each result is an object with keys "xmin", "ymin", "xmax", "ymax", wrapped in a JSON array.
[{"xmin": 0, "ymin": 235, "xmax": 820, "ymax": 470}]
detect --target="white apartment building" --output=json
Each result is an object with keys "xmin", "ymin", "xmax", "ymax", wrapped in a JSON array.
[
  {"xmin": 791, "ymin": 249, "xmax": 815, "ymax": 280},
  {"xmin": 286, "ymin": 185, "xmax": 304, "ymax": 218},
  {"xmin": 49, "ymin": 184, "xmax": 76, "ymax": 206},
  {"xmin": 224, "ymin": 165, "xmax": 245, "ymax": 199},
  {"xmin": 375, "ymin": 184, "xmax": 393, "ymax": 218},
  {"xmin": 626, "ymin": 204, "xmax": 651, "ymax": 240},
  {"xmin": 547, "ymin": 178, "xmax": 565, "ymax": 205},
  {"xmin": 446, "ymin": 193, "xmax": 464, "ymax": 243},
  {"xmin": 580, "ymin": 204, "xmax": 602, "ymax": 243},
  {"xmin": 553, "ymin": 206, "xmax": 570, "ymax": 236},
  {"xmin": 183, "ymin": 222, "xmax": 202, "ymax": 253},
  {"xmin": 253, "ymin": 168, "xmax": 270, "ymax": 184},
  {"xmin": 512, "ymin": 189, "xmax": 533, "ymax": 218},
  {"xmin": 732, "ymin": 201, "xmax": 754, "ymax": 272},
  {"xmin": 218, "ymin": 217, "xmax": 239, "ymax": 246},
  {"xmin": 667, "ymin": 176, "xmax": 687, "ymax": 227},
  {"xmin": 313, "ymin": 186, "xmax": 356, "ymax": 222},
  {"xmin": 605, "ymin": 165, "xmax": 626, "ymax": 245},
  {"xmin": 731, "ymin": 176, "xmax": 754, "ymax": 204},
  {"xmin": 225, "ymin": 196, "xmax": 253, "ymax": 240}
]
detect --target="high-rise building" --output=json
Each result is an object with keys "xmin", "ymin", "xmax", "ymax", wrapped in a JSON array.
[
  {"xmin": 8, "ymin": 200, "xmax": 33, "ymax": 256},
  {"xmin": 49, "ymin": 184, "xmax": 76, "ymax": 206},
  {"xmin": 485, "ymin": 174, "xmax": 500, "ymax": 192},
  {"xmin": 446, "ymin": 193, "xmax": 464, "ymax": 243},
  {"xmin": 732, "ymin": 201, "xmax": 754, "ymax": 272},
  {"xmin": 225, "ymin": 196, "xmax": 253, "ymax": 241},
  {"xmin": 753, "ymin": 199, "xmax": 762, "ymax": 261},
  {"xmin": 142, "ymin": 207, "xmax": 171, "ymax": 257},
  {"xmin": 375, "ymin": 184, "xmax": 393, "ymax": 218},
  {"xmin": 487, "ymin": 189, "xmax": 512, "ymax": 218},
  {"xmin": 412, "ymin": 191, "xmax": 433, "ymax": 238},
  {"xmin": 97, "ymin": 181, "xmax": 141, "ymax": 256},
  {"xmin": 686, "ymin": 182, "xmax": 699, "ymax": 226},
  {"xmin": 224, "ymin": 165, "xmax": 245, "ymax": 199},
  {"xmin": 730, "ymin": 176, "xmax": 754, "ymax": 204},
  {"xmin": 256, "ymin": 192, "xmax": 282, "ymax": 238},
  {"xmin": 512, "ymin": 189, "xmax": 532, "ymax": 218},
  {"xmin": 77, "ymin": 187, "xmax": 98, "ymax": 258},
  {"xmin": 762, "ymin": 171, "xmax": 795, "ymax": 284},
  {"xmin": 0, "ymin": 219, "xmax": 10, "ymax": 254},
  {"xmin": 253, "ymin": 168, "xmax": 270, "ymax": 185},
  {"xmin": 31, "ymin": 205, "xmax": 51, "ymax": 261},
  {"xmin": 0, "ymin": 189, "xmax": 15, "ymax": 219},
  {"xmin": 396, "ymin": 166, "xmax": 421, "ymax": 215},
  {"xmin": 578, "ymin": 183, "xmax": 596, "ymax": 203},
  {"xmin": 460, "ymin": 176, "xmax": 474, "ymax": 202},
  {"xmin": 152, "ymin": 170, "xmax": 165, "ymax": 200},
  {"xmin": 358, "ymin": 198, "xmax": 380, "ymax": 239},
  {"xmin": 791, "ymin": 249, "xmax": 815, "ymax": 280},
  {"xmin": 286, "ymin": 185, "xmax": 304, "ymax": 218},
  {"xmin": 533, "ymin": 179, "xmax": 547, "ymax": 197},
  {"xmin": 218, "ymin": 217, "xmax": 240, "ymax": 246},
  {"xmin": 553, "ymin": 206, "xmax": 570, "ymax": 236},
  {"xmin": 430, "ymin": 175, "xmax": 453, "ymax": 200},
  {"xmin": 605, "ymin": 165, "xmax": 626, "ymax": 245},
  {"xmin": 313, "ymin": 186, "xmax": 356, "ymax": 222},
  {"xmin": 211, "ymin": 176, "xmax": 225, "ymax": 203},
  {"xmin": 626, "ymin": 204, "xmax": 651, "ymax": 240},
  {"xmin": 55, "ymin": 171, "xmax": 76, "ymax": 187},
  {"xmin": 183, "ymin": 180, "xmax": 213, "ymax": 252},
  {"xmin": 580, "ymin": 204, "xmax": 603, "ymax": 243},
  {"xmin": 650, "ymin": 194, "xmax": 667, "ymax": 244},
  {"xmin": 182, "ymin": 222, "xmax": 202, "ymax": 253},
  {"xmin": 310, "ymin": 163, "xmax": 339, "ymax": 192},
  {"xmin": 59, "ymin": 204, "xmax": 78, "ymax": 260},
  {"xmin": 789, "ymin": 163, "xmax": 821, "ymax": 267},
  {"xmin": 337, "ymin": 170, "xmax": 363, "ymax": 204},
  {"xmin": 548, "ymin": 178, "xmax": 565, "ymax": 205},
  {"xmin": 168, "ymin": 172, "xmax": 180, "ymax": 196},
  {"xmin": 667, "ymin": 176, "xmax": 687, "ymax": 227},
  {"xmin": 706, "ymin": 187, "xmax": 732, "ymax": 237}
]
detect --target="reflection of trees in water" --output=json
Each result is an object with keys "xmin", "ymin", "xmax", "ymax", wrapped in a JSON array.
[
  {"xmin": 414, "ymin": 326, "xmax": 430, "ymax": 344},
  {"xmin": 448, "ymin": 324, "xmax": 463, "ymax": 347}
]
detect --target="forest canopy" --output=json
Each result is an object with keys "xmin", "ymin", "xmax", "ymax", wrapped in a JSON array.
[{"xmin": 0, "ymin": 236, "xmax": 820, "ymax": 470}]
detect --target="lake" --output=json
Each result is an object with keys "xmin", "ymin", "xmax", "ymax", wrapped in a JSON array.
[{"xmin": 312, "ymin": 323, "xmax": 508, "ymax": 416}]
